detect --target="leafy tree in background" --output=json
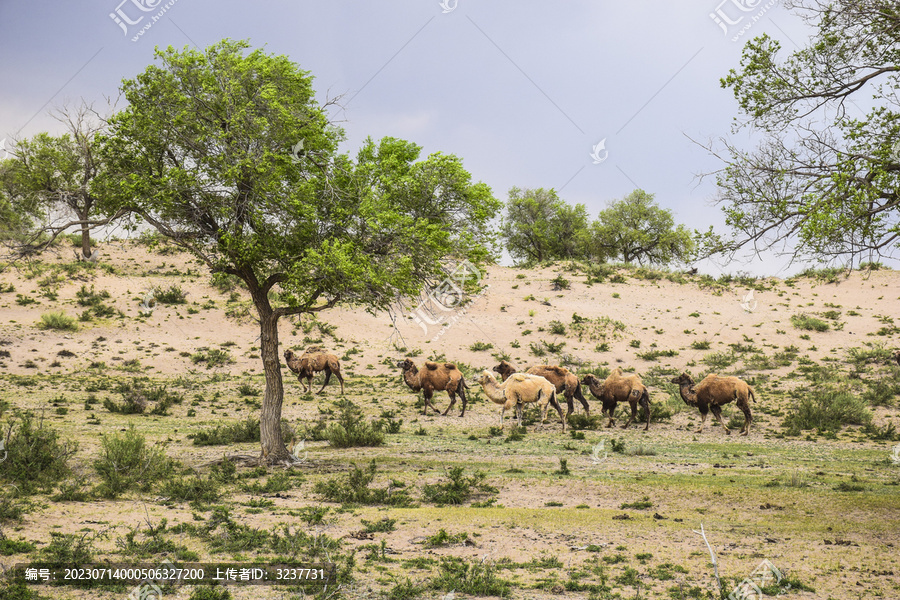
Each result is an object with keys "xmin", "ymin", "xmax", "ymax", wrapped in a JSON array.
[
  {"xmin": 589, "ymin": 189, "xmax": 695, "ymax": 266},
  {"xmin": 712, "ymin": 0, "xmax": 900, "ymax": 264},
  {"xmin": 100, "ymin": 40, "xmax": 500, "ymax": 463},
  {"xmin": 0, "ymin": 104, "xmax": 117, "ymax": 260},
  {"xmin": 500, "ymin": 187, "xmax": 589, "ymax": 264}
]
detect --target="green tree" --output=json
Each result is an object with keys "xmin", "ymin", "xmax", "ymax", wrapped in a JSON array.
[
  {"xmin": 589, "ymin": 189, "xmax": 695, "ymax": 266},
  {"xmin": 714, "ymin": 0, "xmax": 900, "ymax": 263},
  {"xmin": 99, "ymin": 40, "xmax": 500, "ymax": 463},
  {"xmin": 499, "ymin": 187, "xmax": 589, "ymax": 263},
  {"xmin": 0, "ymin": 104, "xmax": 116, "ymax": 259}
]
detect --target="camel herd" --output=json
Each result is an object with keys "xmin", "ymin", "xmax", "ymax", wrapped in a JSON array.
[{"xmin": 283, "ymin": 345, "xmax": 761, "ymax": 436}]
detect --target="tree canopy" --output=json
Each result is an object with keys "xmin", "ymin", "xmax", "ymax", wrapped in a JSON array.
[
  {"xmin": 0, "ymin": 104, "xmax": 113, "ymax": 259},
  {"xmin": 499, "ymin": 187, "xmax": 589, "ymax": 263},
  {"xmin": 589, "ymin": 189, "xmax": 695, "ymax": 266},
  {"xmin": 713, "ymin": 0, "xmax": 900, "ymax": 263},
  {"xmin": 100, "ymin": 39, "xmax": 501, "ymax": 462}
]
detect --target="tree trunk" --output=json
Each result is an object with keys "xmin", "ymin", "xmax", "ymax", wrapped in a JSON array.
[
  {"xmin": 256, "ymin": 302, "xmax": 291, "ymax": 464},
  {"xmin": 78, "ymin": 208, "xmax": 92, "ymax": 259}
]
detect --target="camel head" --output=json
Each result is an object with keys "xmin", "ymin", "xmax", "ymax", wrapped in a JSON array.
[
  {"xmin": 581, "ymin": 373, "xmax": 601, "ymax": 387},
  {"xmin": 670, "ymin": 372, "xmax": 695, "ymax": 387},
  {"xmin": 493, "ymin": 360, "xmax": 514, "ymax": 379},
  {"xmin": 479, "ymin": 370, "xmax": 497, "ymax": 385},
  {"xmin": 284, "ymin": 349, "xmax": 295, "ymax": 361},
  {"xmin": 671, "ymin": 372, "xmax": 699, "ymax": 406},
  {"xmin": 397, "ymin": 358, "xmax": 416, "ymax": 372}
]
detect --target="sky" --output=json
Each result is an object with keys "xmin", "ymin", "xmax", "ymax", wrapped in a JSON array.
[{"xmin": 1, "ymin": 0, "xmax": 876, "ymax": 277}]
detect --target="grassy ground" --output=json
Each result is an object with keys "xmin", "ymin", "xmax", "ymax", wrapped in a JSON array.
[{"xmin": 0, "ymin": 239, "xmax": 898, "ymax": 599}]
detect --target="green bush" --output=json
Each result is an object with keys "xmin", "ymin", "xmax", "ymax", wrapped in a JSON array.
[
  {"xmin": 159, "ymin": 473, "xmax": 221, "ymax": 503},
  {"xmin": 36, "ymin": 311, "xmax": 78, "ymax": 331},
  {"xmin": 191, "ymin": 417, "xmax": 266, "ymax": 446},
  {"xmin": 783, "ymin": 388, "xmax": 872, "ymax": 434},
  {"xmin": 104, "ymin": 381, "xmax": 183, "ymax": 415},
  {"xmin": 189, "ymin": 586, "xmax": 232, "ymax": 600},
  {"xmin": 152, "ymin": 284, "xmax": 188, "ymax": 304},
  {"xmin": 325, "ymin": 400, "xmax": 384, "ymax": 448},
  {"xmin": 0, "ymin": 413, "xmax": 76, "ymax": 494},
  {"xmin": 791, "ymin": 313, "xmax": 829, "ymax": 332},
  {"xmin": 429, "ymin": 557, "xmax": 511, "ymax": 597},
  {"xmin": 93, "ymin": 427, "xmax": 173, "ymax": 498},
  {"xmin": 314, "ymin": 460, "xmax": 414, "ymax": 506},
  {"xmin": 422, "ymin": 466, "xmax": 497, "ymax": 505},
  {"xmin": 190, "ymin": 348, "xmax": 234, "ymax": 368}
]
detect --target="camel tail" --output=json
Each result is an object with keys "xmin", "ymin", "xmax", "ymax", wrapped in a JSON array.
[{"xmin": 748, "ymin": 386, "xmax": 756, "ymax": 402}]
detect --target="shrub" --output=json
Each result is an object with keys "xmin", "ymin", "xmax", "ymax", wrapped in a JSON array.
[
  {"xmin": 469, "ymin": 341, "xmax": 493, "ymax": 352},
  {"xmin": 691, "ymin": 340, "xmax": 711, "ymax": 350},
  {"xmin": 422, "ymin": 466, "xmax": 497, "ymax": 505},
  {"xmin": 36, "ymin": 311, "xmax": 78, "ymax": 331},
  {"xmin": 549, "ymin": 320, "xmax": 567, "ymax": 335},
  {"xmin": 190, "ymin": 348, "xmax": 234, "ymax": 368},
  {"xmin": 159, "ymin": 472, "xmax": 221, "ymax": 503},
  {"xmin": 325, "ymin": 400, "xmax": 384, "ymax": 448},
  {"xmin": 430, "ymin": 557, "xmax": 511, "ymax": 597},
  {"xmin": 152, "ymin": 284, "xmax": 187, "ymax": 304},
  {"xmin": 93, "ymin": 427, "xmax": 173, "ymax": 498},
  {"xmin": 189, "ymin": 587, "xmax": 232, "ymax": 600},
  {"xmin": 791, "ymin": 313, "xmax": 829, "ymax": 332},
  {"xmin": 314, "ymin": 460, "xmax": 414, "ymax": 506},
  {"xmin": 190, "ymin": 417, "xmax": 266, "ymax": 446},
  {"xmin": 0, "ymin": 413, "xmax": 76, "ymax": 494},
  {"xmin": 783, "ymin": 388, "xmax": 872, "ymax": 434},
  {"xmin": 104, "ymin": 381, "xmax": 183, "ymax": 415}
]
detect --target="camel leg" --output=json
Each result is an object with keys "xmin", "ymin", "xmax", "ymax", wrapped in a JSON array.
[
  {"xmin": 335, "ymin": 371, "xmax": 345, "ymax": 395},
  {"xmin": 547, "ymin": 392, "xmax": 565, "ymax": 431},
  {"xmin": 564, "ymin": 393, "xmax": 576, "ymax": 420},
  {"xmin": 739, "ymin": 402, "xmax": 752, "ymax": 435},
  {"xmin": 423, "ymin": 390, "xmax": 440, "ymax": 415},
  {"xmin": 303, "ymin": 376, "xmax": 312, "ymax": 394},
  {"xmin": 442, "ymin": 392, "xmax": 456, "ymax": 416},
  {"xmin": 641, "ymin": 394, "xmax": 651, "ymax": 431},
  {"xmin": 710, "ymin": 405, "xmax": 730, "ymax": 435},
  {"xmin": 621, "ymin": 400, "xmax": 637, "ymax": 429},
  {"xmin": 457, "ymin": 385, "xmax": 467, "ymax": 417},
  {"xmin": 574, "ymin": 385, "xmax": 591, "ymax": 416},
  {"xmin": 318, "ymin": 368, "xmax": 332, "ymax": 394},
  {"xmin": 515, "ymin": 403, "xmax": 524, "ymax": 429},
  {"xmin": 697, "ymin": 405, "xmax": 709, "ymax": 434}
]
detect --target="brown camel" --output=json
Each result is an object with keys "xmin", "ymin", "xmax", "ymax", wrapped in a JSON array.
[
  {"xmin": 493, "ymin": 360, "xmax": 590, "ymax": 418},
  {"xmin": 670, "ymin": 372, "xmax": 754, "ymax": 435},
  {"xmin": 893, "ymin": 349, "xmax": 900, "ymax": 366},
  {"xmin": 283, "ymin": 347, "xmax": 345, "ymax": 395},
  {"xmin": 398, "ymin": 358, "xmax": 469, "ymax": 417},
  {"xmin": 582, "ymin": 368, "xmax": 651, "ymax": 431}
]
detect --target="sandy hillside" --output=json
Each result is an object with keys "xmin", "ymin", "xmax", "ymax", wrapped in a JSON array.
[{"xmin": 0, "ymin": 238, "xmax": 898, "ymax": 600}]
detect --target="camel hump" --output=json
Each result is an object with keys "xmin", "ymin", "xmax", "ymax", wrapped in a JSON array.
[
  {"xmin": 547, "ymin": 366, "xmax": 567, "ymax": 376},
  {"xmin": 444, "ymin": 363, "xmax": 458, "ymax": 370},
  {"xmin": 511, "ymin": 373, "xmax": 528, "ymax": 382},
  {"xmin": 424, "ymin": 361, "xmax": 439, "ymax": 370}
]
